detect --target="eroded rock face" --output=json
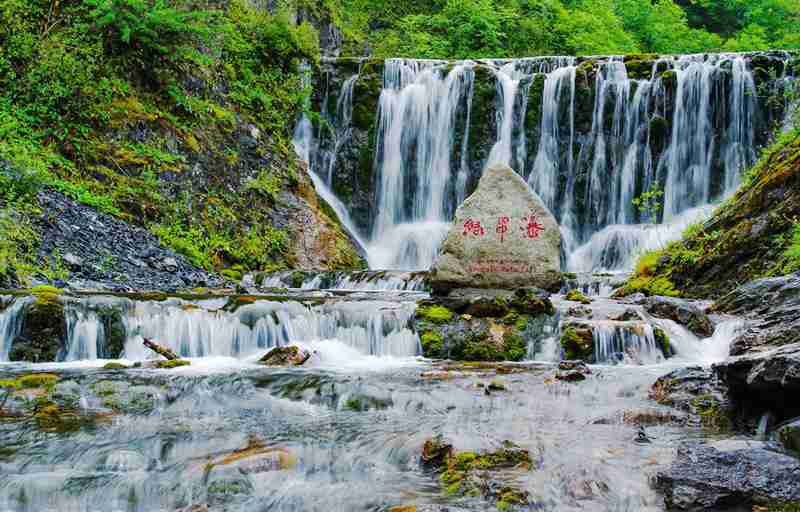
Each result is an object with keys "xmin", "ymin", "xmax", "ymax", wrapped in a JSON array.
[
  {"xmin": 654, "ymin": 440, "xmax": 800, "ymax": 510},
  {"xmin": 712, "ymin": 273, "xmax": 800, "ymax": 418},
  {"xmin": 258, "ymin": 346, "xmax": 311, "ymax": 367},
  {"xmin": 429, "ymin": 164, "xmax": 561, "ymax": 294},
  {"xmin": 645, "ymin": 296, "xmax": 714, "ymax": 338}
]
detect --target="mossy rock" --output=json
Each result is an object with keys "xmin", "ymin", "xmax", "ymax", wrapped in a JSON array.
[
  {"xmin": 420, "ymin": 331, "xmax": 445, "ymax": 358},
  {"xmin": 11, "ymin": 294, "xmax": 67, "ymax": 362},
  {"xmin": 560, "ymin": 325, "xmax": 593, "ymax": 361},
  {"xmin": 564, "ymin": 290, "xmax": 592, "ymax": 305},
  {"xmin": 18, "ymin": 373, "xmax": 59, "ymax": 389},
  {"xmin": 416, "ymin": 304, "xmax": 454, "ymax": 324},
  {"xmin": 654, "ymin": 327, "xmax": 673, "ymax": 359},
  {"xmin": 624, "ymin": 59, "xmax": 655, "ymax": 80},
  {"xmin": 102, "ymin": 362, "xmax": 130, "ymax": 370},
  {"xmin": 154, "ymin": 359, "xmax": 191, "ymax": 369},
  {"xmin": 423, "ymin": 437, "xmax": 531, "ymax": 508}
]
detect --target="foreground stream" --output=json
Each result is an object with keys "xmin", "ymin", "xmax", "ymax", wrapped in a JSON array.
[{"xmin": 0, "ymin": 278, "xmax": 745, "ymax": 512}]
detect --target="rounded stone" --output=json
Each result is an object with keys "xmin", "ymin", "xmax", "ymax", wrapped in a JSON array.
[{"xmin": 429, "ymin": 164, "xmax": 562, "ymax": 293}]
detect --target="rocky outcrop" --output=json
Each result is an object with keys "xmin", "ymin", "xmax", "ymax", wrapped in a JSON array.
[
  {"xmin": 10, "ymin": 290, "xmax": 66, "ymax": 362},
  {"xmin": 650, "ymin": 367, "xmax": 733, "ymax": 431},
  {"xmin": 655, "ymin": 440, "xmax": 800, "ymax": 510},
  {"xmin": 32, "ymin": 191, "xmax": 224, "ymax": 292},
  {"xmin": 414, "ymin": 288, "xmax": 555, "ymax": 361},
  {"xmin": 429, "ymin": 164, "xmax": 562, "ymax": 294},
  {"xmin": 645, "ymin": 296, "xmax": 714, "ymax": 338},
  {"xmin": 712, "ymin": 273, "xmax": 800, "ymax": 420}
]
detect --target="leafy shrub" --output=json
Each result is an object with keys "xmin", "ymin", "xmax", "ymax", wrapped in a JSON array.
[{"xmin": 87, "ymin": 0, "xmax": 218, "ymax": 78}]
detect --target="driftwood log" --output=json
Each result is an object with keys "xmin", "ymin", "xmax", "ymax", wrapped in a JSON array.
[{"xmin": 143, "ymin": 338, "xmax": 179, "ymax": 360}]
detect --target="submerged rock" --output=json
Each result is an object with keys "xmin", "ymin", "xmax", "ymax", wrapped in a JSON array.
[
  {"xmin": 429, "ymin": 164, "xmax": 562, "ymax": 294},
  {"xmin": 655, "ymin": 440, "xmax": 800, "ymax": 510},
  {"xmin": 421, "ymin": 437, "xmax": 532, "ymax": 509},
  {"xmin": 258, "ymin": 346, "xmax": 311, "ymax": 366},
  {"xmin": 645, "ymin": 296, "xmax": 714, "ymax": 338}
]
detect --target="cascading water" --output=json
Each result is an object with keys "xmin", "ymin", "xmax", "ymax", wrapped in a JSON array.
[
  {"xmin": 0, "ymin": 297, "xmax": 28, "ymax": 361},
  {"xmin": 302, "ymin": 52, "xmax": 792, "ymax": 273},
  {"xmin": 45, "ymin": 296, "xmax": 420, "ymax": 362}
]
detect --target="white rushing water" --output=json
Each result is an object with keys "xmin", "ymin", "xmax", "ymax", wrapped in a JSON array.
[
  {"xmin": 299, "ymin": 53, "xmax": 790, "ymax": 273},
  {"xmin": 0, "ymin": 296, "xmax": 29, "ymax": 360}
]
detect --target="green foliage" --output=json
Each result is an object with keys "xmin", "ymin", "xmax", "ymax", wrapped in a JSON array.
[
  {"xmin": 783, "ymin": 223, "xmax": 800, "ymax": 273},
  {"xmin": 326, "ymin": 0, "xmax": 798, "ymax": 57},
  {"xmin": 417, "ymin": 304, "xmax": 455, "ymax": 324},
  {"xmin": 632, "ymin": 184, "xmax": 664, "ymax": 224},
  {"xmin": 87, "ymin": 0, "xmax": 218, "ymax": 80}
]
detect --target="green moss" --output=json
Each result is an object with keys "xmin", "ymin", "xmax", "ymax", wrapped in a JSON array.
[
  {"xmin": 560, "ymin": 326, "xmax": 593, "ymax": 361},
  {"xmin": 18, "ymin": 373, "xmax": 59, "ymax": 389},
  {"xmin": 344, "ymin": 397, "xmax": 363, "ymax": 411},
  {"xmin": 416, "ymin": 305, "xmax": 454, "ymax": 324},
  {"xmin": 654, "ymin": 327, "xmax": 672, "ymax": 359},
  {"xmin": 221, "ymin": 269, "xmax": 243, "ymax": 281},
  {"xmin": 690, "ymin": 394, "xmax": 730, "ymax": 432},
  {"xmin": 102, "ymin": 362, "xmax": 129, "ymax": 370},
  {"xmin": 624, "ymin": 59, "xmax": 654, "ymax": 79},
  {"xmin": 761, "ymin": 501, "xmax": 800, "ymax": 512},
  {"xmin": 154, "ymin": 359, "xmax": 190, "ymax": 369},
  {"xmin": 420, "ymin": 331, "xmax": 444, "ymax": 358},
  {"xmin": 564, "ymin": 290, "xmax": 592, "ymax": 304}
]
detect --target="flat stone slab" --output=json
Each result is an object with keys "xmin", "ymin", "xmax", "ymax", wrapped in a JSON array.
[{"xmin": 429, "ymin": 164, "xmax": 561, "ymax": 293}]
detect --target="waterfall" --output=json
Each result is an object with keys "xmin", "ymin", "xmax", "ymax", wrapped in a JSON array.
[
  {"xmin": 529, "ymin": 64, "xmax": 576, "ymax": 212},
  {"xmin": 300, "ymin": 53, "xmax": 792, "ymax": 272},
  {"xmin": 46, "ymin": 297, "xmax": 421, "ymax": 362},
  {"xmin": 592, "ymin": 321, "xmax": 663, "ymax": 364},
  {"xmin": 292, "ymin": 72, "xmax": 369, "ymax": 256},
  {"xmin": 487, "ymin": 62, "xmax": 522, "ymax": 167},
  {"xmin": 0, "ymin": 297, "xmax": 29, "ymax": 361},
  {"xmin": 369, "ymin": 59, "xmax": 476, "ymax": 270}
]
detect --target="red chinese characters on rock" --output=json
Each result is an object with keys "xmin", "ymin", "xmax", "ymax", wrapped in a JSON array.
[
  {"xmin": 520, "ymin": 214, "xmax": 545, "ymax": 240},
  {"xmin": 495, "ymin": 216, "xmax": 510, "ymax": 243},
  {"xmin": 462, "ymin": 219, "xmax": 486, "ymax": 237}
]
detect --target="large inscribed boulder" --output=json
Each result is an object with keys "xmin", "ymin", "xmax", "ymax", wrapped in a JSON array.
[{"xmin": 429, "ymin": 164, "xmax": 561, "ymax": 293}]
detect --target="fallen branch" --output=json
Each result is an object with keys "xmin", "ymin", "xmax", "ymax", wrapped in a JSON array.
[{"xmin": 143, "ymin": 338, "xmax": 178, "ymax": 360}]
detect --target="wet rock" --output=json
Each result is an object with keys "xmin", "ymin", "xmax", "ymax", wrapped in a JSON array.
[
  {"xmin": 421, "ymin": 437, "xmax": 532, "ymax": 508},
  {"xmin": 10, "ymin": 290, "xmax": 67, "ymax": 362},
  {"xmin": 559, "ymin": 323, "xmax": 594, "ymax": 361},
  {"xmin": 567, "ymin": 305, "xmax": 593, "ymax": 318},
  {"xmin": 564, "ymin": 289, "xmax": 592, "ymax": 304},
  {"xmin": 610, "ymin": 308, "xmax": 643, "ymax": 322},
  {"xmin": 429, "ymin": 164, "xmax": 562, "ymax": 294},
  {"xmin": 258, "ymin": 346, "xmax": 311, "ymax": 366},
  {"xmin": 655, "ymin": 440, "xmax": 800, "ymax": 510},
  {"xmin": 645, "ymin": 296, "xmax": 714, "ymax": 338},
  {"xmin": 650, "ymin": 367, "xmax": 732, "ymax": 431},
  {"xmin": 421, "ymin": 437, "xmax": 454, "ymax": 469},
  {"xmin": 556, "ymin": 360, "xmax": 592, "ymax": 382},
  {"xmin": 715, "ymin": 342, "xmax": 800, "ymax": 418},
  {"xmin": 776, "ymin": 417, "xmax": 800, "ymax": 455},
  {"xmin": 621, "ymin": 408, "xmax": 686, "ymax": 426}
]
